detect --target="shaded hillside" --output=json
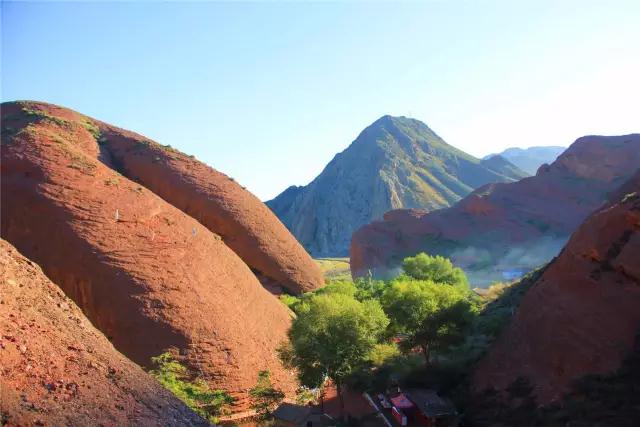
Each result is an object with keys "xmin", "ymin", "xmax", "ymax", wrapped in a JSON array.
[
  {"xmin": 1, "ymin": 101, "xmax": 297, "ymax": 407},
  {"xmin": 485, "ymin": 146, "xmax": 565, "ymax": 175},
  {"xmin": 351, "ymin": 134, "xmax": 640, "ymax": 285},
  {"xmin": 0, "ymin": 239, "xmax": 208, "ymax": 426},
  {"xmin": 480, "ymin": 154, "xmax": 530, "ymax": 179},
  {"xmin": 268, "ymin": 115, "xmax": 527, "ymax": 256},
  {"xmin": 472, "ymin": 177, "xmax": 640, "ymax": 403},
  {"xmin": 469, "ymin": 335, "xmax": 640, "ymax": 427}
]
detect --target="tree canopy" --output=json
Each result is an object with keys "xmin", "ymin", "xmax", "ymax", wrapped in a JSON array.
[
  {"xmin": 381, "ymin": 278, "xmax": 477, "ymax": 363},
  {"xmin": 402, "ymin": 253, "xmax": 469, "ymax": 288},
  {"xmin": 281, "ymin": 292, "xmax": 389, "ymax": 414}
]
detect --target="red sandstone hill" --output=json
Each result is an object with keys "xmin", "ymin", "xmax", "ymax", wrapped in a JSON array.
[
  {"xmin": 0, "ymin": 239, "xmax": 208, "ymax": 426},
  {"xmin": 94, "ymin": 120, "xmax": 323, "ymax": 295},
  {"xmin": 351, "ymin": 134, "xmax": 640, "ymax": 284},
  {"xmin": 472, "ymin": 175, "xmax": 640, "ymax": 403},
  {"xmin": 1, "ymin": 101, "xmax": 297, "ymax": 407},
  {"xmin": 3, "ymin": 101, "xmax": 322, "ymax": 295}
]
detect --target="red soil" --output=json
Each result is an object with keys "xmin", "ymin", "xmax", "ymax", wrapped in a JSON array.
[
  {"xmin": 472, "ymin": 177, "xmax": 640, "ymax": 403},
  {"xmin": 1, "ymin": 101, "xmax": 297, "ymax": 408},
  {"xmin": 351, "ymin": 135, "xmax": 640, "ymax": 278},
  {"xmin": 0, "ymin": 239, "xmax": 207, "ymax": 426}
]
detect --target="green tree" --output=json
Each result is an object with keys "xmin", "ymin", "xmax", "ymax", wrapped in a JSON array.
[
  {"xmin": 354, "ymin": 276, "xmax": 388, "ymax": 301},
  {"xmin": 381, "ymin": 278, "xmax": 477, "ymax": 364},
  {"xmin": 280, "ymin": 280, "xmax": 358, "ymax": 314},
  {"xmin": 280, "ymin": 293, "xmax": 389, "ymax": 417},
  {"xmin": 150, "ymin": 352, "xmax": 234, "ymax": 422},
  {"xmin": 249, "ymin": 370, "xmax": 285, "ymax": 419},
  {"xmin": 367, "ymin": 342, "xmax": 401, "ymax": 367},
  {"xmin": 402, "ymin": 253, "xmax": 469, "ymax": 288}
]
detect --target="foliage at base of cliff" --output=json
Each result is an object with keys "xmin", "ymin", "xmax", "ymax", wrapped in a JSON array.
[{"xmin": 150, "ymin": 352, "xmax": 234, "ymax": 423}]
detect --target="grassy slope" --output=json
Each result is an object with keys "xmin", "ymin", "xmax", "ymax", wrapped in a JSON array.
[{"xmin": 315, "ymin": 257, "xmax": 351, "ymax": 282}]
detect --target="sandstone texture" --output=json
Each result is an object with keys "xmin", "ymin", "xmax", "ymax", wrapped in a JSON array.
[
  {"xmin": 0, "ymin": 239, "xmax": 208, "ymax": 426},
  {"xmin": 268, "ymin": 115, "xmax": 527, "ymax": 256},
  {"xmin": 472, "ymin": 175, "xmax": 640, "ymax": 403},
  {"xmin": 351, "ymin": 135, "xmax": 640, "ymax": 283},
  {"xmin": 1, "ymin": 101, "xmax": 298, "ymax": 407},
  {"xmin": 94, "ymin": 120, "xmax": 322, "ymax": 294}
]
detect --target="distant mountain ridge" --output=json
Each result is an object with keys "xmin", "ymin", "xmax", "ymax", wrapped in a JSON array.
[
  {"xmin": 351, "ymin": 134, "xmax": 640, "ymax": 285},
  {"xmin": 267, "ymin": 115, "xmax": 528, "ymax": 256},
  {"xmin": 485, "ymin": 145, "xmax": 566, "ymax": 175}
]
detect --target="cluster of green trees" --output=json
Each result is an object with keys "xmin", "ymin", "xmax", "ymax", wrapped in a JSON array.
[{"xmin": 280, "ymin": 253, "xmax": 479, "ymax": 415}]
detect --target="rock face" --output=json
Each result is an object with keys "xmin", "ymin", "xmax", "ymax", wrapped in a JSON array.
[
  {"xmin": 1, "ymin": 101, "xmax": 321, "ymax": 295},
  {"xmin": 351, "ymin": 134, "xmax": 640, "ymax": 285},
  {"xmin": 267, "ymin": 115, "xmax": 527, "ymax": 256},
  {"xmin": 472, "ymin": 176, "xmax": 640, "ymax": 403},
  {"xmin": 0, "ymin": 239, "xmax": 207, "ymax": 426},
  {"xmin": 95, "ymin": 121, "xmax": 322, "ymax": 295},
  {"xmin": 485, "ymin": 145, "xmax": 566, "ymax": 175},
  {"xmin": 1, "ymin": 101, "xmax": 297, "ymax": 407}
]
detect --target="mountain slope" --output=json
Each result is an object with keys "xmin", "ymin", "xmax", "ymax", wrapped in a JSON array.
[
  {"xmin": 1, "ymin": 101, "xmax": 297, "ymax": 408},
  {"xmin": 1, "ymin": 100, "xmax": 322, "ymax": 295},
  {"xmin": 351, "ymin": 134, "xmax": 640, "ymax": 285},
  {"xmin": 473, "ymin": 173, "xmax": 640, "ymax": 403},
  {"xmin": 0, "ymin": 239, "xmax": 207, "ymax": 426},
  {"xmin": 93, "ymin": 112, "xmax": 323, "ymax": 294},
  {"xmin": 267, "ymin": 115, "xmax": 527, "ymax": 256},
  {"xmin": 485, "ymin": 146, "xmax": 565, "ymax": 175}
]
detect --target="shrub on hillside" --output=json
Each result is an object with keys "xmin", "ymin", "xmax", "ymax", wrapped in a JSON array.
[{"xmin": 150, "ymin": 352, "xmax": 234, "ymax": 422}]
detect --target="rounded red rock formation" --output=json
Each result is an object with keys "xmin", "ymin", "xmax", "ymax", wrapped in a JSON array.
[
  {"xmin": 2, "ymin": 101, "xmax": 322, "ymax": 295},
  {"xmin": 1, "ymin": 101, "xmax": 297, "ymax": 407},
  {"xmin": 472, "ymin": 180, "xmax": 640, "ymax": 403},
  {"xmin": 351, "ymin": 135, "xmax": 640, "ymax": 281},
  {"xmin": 91, "ymin": 118, "xmax": 322, "ymax": 295},
  {"xmin": 0, "ymin": 239, "xmax": 208, "ymax": 426}
]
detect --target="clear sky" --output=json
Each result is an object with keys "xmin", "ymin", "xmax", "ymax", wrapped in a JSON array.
[{"xmin": 2, "ymin": 1, "xmax": 639, "ymax": 200}]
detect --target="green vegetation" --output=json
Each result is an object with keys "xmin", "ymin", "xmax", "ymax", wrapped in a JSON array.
[
  {"xmin": 248, "ymin": 370, "xmax": 285, "ymax": 420},
  {"xmin": 367, "ymin": 342, "xmax": 401, "ymax": 366},
  {"xmin": 472, "ymin": 269, "xmax": 542, "ymax": 340},
  {"xmin": 278, "ymin": 252, "xmax": 547, "ymax": 425},
  {"xmin": 381, "ymin": 277, "xmax": 477, "ymax": 364},
  {"xmin": 150, "ymin": 352, "xmax": 234, "ymax": 423},
  {"xmin": 402, "ymin": 253, "xmax": 469, "ymax": 288},
  {"xmin": 10, "ymin": 104, "xmax": 103, "ymax": 142},
  {"xmin": 280, "ymin": 292, "xmax": 389, "ymax": 416},
  {"xmin": 315, "ymin": 257, "xmax": 351, "ymax": 281},
  {"xmin": 280, "ymin": 253, "xmax": 506, "ymax": 417},
  {"xmin": 20, "ymin": 106, "xmax": 70, "ymax": 127},
  {"xmin": 81, "ymin": 120, "xmax": 101, "ymax": 140}
]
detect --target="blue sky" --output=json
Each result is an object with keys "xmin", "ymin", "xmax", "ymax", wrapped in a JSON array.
[{"xmin": 2, "ymin": 1, "xmax": 639, "ymax": 200}]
